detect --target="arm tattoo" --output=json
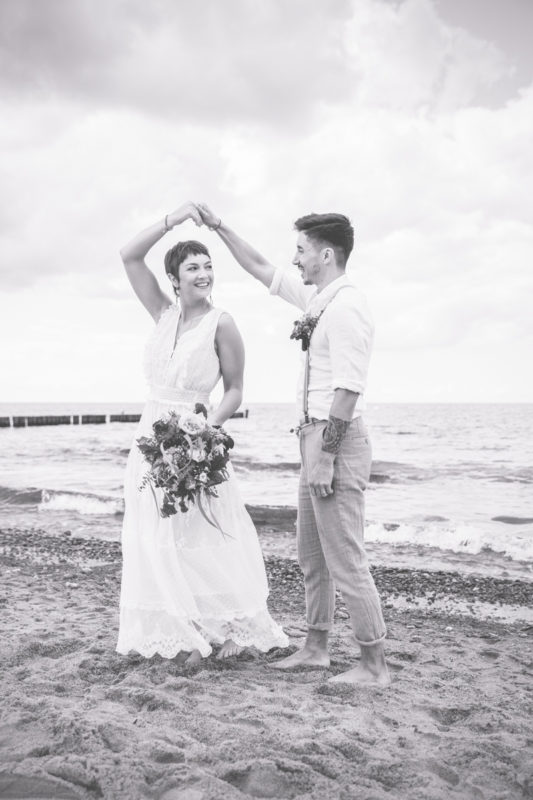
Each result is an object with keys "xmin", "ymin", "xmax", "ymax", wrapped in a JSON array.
[{"xmin": 322, "ymin": 415, "xmax": 350, "ymax": 454}]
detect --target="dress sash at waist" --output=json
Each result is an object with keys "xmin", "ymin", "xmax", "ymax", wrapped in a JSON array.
[{"xmin": 148, "ymin": 385, "xmax": 210, "ymax": 407}]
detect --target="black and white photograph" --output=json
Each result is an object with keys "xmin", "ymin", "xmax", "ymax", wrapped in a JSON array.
[{"xmin": 1, "ymin": 1, "xmax": 532, "ymax": 798}]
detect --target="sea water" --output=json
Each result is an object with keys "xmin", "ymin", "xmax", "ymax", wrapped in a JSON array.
[{"xmin": 0, "ymin": 402, "xmax": 531, "ymax": 579}]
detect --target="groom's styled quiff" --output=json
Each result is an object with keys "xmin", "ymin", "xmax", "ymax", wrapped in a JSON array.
[
  {"xmin": 164, "ymin": 240, "xmax": 210, "ymax": 284},
  {"xmin": 294, "ymin": 213, "xmax": 354, "ymax": 265}
]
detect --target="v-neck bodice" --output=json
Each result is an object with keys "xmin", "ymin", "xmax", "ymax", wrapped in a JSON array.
[
  {"xmin": 169, "ymin": 307, "xmax": 215, "ymax": 358},
  {"xmin": 143, "ymin": 305, "xmax": 222, "ymax": 404}
]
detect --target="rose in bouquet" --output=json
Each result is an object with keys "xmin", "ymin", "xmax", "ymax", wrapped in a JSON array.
[{"xmin": 136, "ymin": 403, "xmax": 234, "ymax": 533}]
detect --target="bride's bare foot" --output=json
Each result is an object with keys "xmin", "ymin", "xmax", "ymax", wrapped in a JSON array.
[
  {"xmin": 270, "ymin": 629, "xmax": 330, "ymax": 670},
  {"xmin": 328, "ymin": 642, "xmax": 390, "ymax": 687},
  {"xmin": 184, "ymin": 649, "xmax": 203, "ymax": 666},
  {"xmin": 217, "ymin": 639, "xmax": 244, "ymax": 659}
]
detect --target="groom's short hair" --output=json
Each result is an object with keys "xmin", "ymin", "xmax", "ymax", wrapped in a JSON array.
[{"xmin": 294, "ymin": 213, "xmax": 354, "ymax": 265}]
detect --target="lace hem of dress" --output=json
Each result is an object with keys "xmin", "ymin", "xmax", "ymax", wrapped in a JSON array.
[{"xmin": 116, "ymin": 606, "xmax": 289, "ymax": 659}]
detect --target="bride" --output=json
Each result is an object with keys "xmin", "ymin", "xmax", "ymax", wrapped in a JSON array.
[{"xmin": 116, "ymin": 201, "xmax": 288, "ymax": 663}]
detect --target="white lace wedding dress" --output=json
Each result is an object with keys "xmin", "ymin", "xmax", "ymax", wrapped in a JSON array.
[{"xmin": 116, "ymin": 304, "xmax": 288, "ymax": 658}]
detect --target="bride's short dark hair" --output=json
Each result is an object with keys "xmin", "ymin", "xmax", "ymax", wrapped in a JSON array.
[
  {"xmin": 164, "ymin": 241, "xmax": 210, "ymax": 283},
  {"xmin": 294, "ymin": 213, "xmax": 354, "ymax": 264}
]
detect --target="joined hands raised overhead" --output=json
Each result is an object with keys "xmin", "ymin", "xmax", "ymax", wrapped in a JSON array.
[
  {"xmin": 195, "ymin": 202, "xmax": 221, "ymax": 231},
  {"xmin": 166, "ymin": 201, "xmax": 204, "ymax": 229}
]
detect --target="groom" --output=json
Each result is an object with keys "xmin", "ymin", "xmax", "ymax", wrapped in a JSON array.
[{"xmin": 197, "ymin": 203, "xmax": 389, "ymax": 686}]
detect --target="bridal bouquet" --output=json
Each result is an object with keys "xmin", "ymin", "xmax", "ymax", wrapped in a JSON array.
[{"xmin": 137, "ymin": 403, "xmax": 234, "ymax": 530}]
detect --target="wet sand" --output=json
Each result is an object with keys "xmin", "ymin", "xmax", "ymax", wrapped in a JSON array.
[{"xmin": 0, "ymin": 526, "xmax": 532, "ymax": 800}]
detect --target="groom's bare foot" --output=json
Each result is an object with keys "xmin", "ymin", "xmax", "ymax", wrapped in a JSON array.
[
  {"xmin": 328, "ymin": 663, "xmax": 390, "ymax": 687},
  {"xmin": 328, "ymin": 642, "xmax": 390, "ymax": 687},
  {"xmin": 271, "ymin": 646, "xmax": 330, "ymax": 670},
  {"xmin": 217, "ymin": 639, "xmax": 244, "ymax": 659},
  {"xmin": 271, "ymin": 629, "xmax": 330, "ymax": 670}
]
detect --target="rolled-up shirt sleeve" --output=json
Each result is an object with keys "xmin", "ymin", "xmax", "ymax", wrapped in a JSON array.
[
  {"xmin": 269, "ymin": 267, "xmax": 313, "ymax": 311},
  {"xmin": 326, "ymin": 300, "xmax": 374, "ymax": 395}
]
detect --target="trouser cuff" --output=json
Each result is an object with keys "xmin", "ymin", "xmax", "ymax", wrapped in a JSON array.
[
  {"xmin": 356, "ymin": 631, "xmax": 387, "ymax": 647},
  {"xmin": 307, "ymin": 622, "xmax": 332, "ymax": 631}
]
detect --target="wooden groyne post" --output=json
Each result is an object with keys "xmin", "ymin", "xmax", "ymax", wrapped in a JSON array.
[
  {"xmin": 0, "ymin": 410, "xmax": 248, "ymax": 427},
  {"xmin": 230, "ymin": 409, "xmax": 249, "ymax": 419},
  {"xmin": 5, "ymin": 414, "xmax": 115, "ymax": 428}
]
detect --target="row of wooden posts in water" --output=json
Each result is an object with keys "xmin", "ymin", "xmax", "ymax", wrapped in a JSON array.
[{"xmin": 0, "ymin": 410, "xmax": 249, "ymax": 428}]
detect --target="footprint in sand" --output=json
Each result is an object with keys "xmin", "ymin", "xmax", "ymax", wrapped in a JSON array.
[
  {"xmin": 150, "ymin": 743, "xmax": 186, "ymax": 764},
  {"xmin": 424, "ymin": 758, "xmax": 460, "ymax": 787},
  {"xmin": 77, "ymin": 655, "xmax": 127, "ymax": 686},
  {"xmin": 46, "ymin": 754, "xmax": 102, "ymax": 795},
  {"xmin": 16, "ymin": 637, "xmax": 83, "ymax": 663},
  {"xmin": 219, "ymin": 716, "xmax": 265, "ymax": 730},
  {"xmin": 425, "ymin": 706, "xmax": 472, "ymax": 727},
  {"xmin": 284, "ymin": 624, "xmax": 308, "ymax": 638},
  {"xmin": 221, "ymin": 761, "xmax": 313, "ymax": 799},
  {"xmin": 479, "ymin": 649, "xmax": 500, "ymax": 659},
  {"xmin": 315, "ymin": 682, "xmax": 355, "ymax": 699},
  {"xmin": 386, "ymin": 660, "xmax": 405, "ymax": 673},
  {"xmin": 389, "ymin": 649, "xmax": 418, "ymax": 662},
  {"xmin": 159, "ymin": 788, "xmax": 204, "ymax": 800},
  {"xmin": 0, "ymin": 774, "xmax": 81, "ymax": 799},
  {"xmin": 98, "ymin": 722, "xmax": 130, "ymax": 753},
  {"xmin": 105, "ymin": 685, "xmax": 176, "ymax": 712}
]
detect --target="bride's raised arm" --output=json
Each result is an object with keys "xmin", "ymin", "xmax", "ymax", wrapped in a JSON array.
[{"xmin": 120, "ymin": 201, "xmax": 203, "ymax": 321}]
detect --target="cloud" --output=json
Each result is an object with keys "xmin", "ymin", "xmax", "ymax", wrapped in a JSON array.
[
  {"xmin": 0, "ymin": 0, "xmax": 354, "ymax": 126},
  {"xmin": 0, "ymin": 0, "xmax": 531, "ymax": 401},
  {"xmin": 343, "ymin": 0, "xmax": 512, "ymax": 112}
]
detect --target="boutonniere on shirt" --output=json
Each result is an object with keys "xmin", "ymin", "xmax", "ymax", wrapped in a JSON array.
[{"xmin": 290, "ymin": 310, "xmax": 325, "ymax": 351}]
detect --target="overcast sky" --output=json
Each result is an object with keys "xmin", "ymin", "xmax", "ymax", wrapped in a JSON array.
[{"xmin": 1, "ymin": 0, "xmax": 532, "ymax": 404}]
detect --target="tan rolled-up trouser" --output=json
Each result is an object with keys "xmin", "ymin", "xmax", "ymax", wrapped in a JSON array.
[{"xmin": 297, "ymin": 418, "xmax": 387, "ymax": 646}]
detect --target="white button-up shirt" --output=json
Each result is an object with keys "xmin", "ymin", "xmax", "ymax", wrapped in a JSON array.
[{"xmin": 269, "ymin": 269, "xmax": 374, "ymax": 420}]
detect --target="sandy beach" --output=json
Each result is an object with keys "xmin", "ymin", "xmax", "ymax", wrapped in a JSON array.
[{"xmin": 1, "ymin": 522, "xmax": 532, "ymax": 800}]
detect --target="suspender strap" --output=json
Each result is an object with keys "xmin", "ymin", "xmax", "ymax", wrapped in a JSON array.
[
  {"xmin": 303, "ymin": 349, "xmax": 310, "ymax": 423},
  {"xmin": 302, "ymin": 284, "xmax": 352, "ymax": 423}
]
